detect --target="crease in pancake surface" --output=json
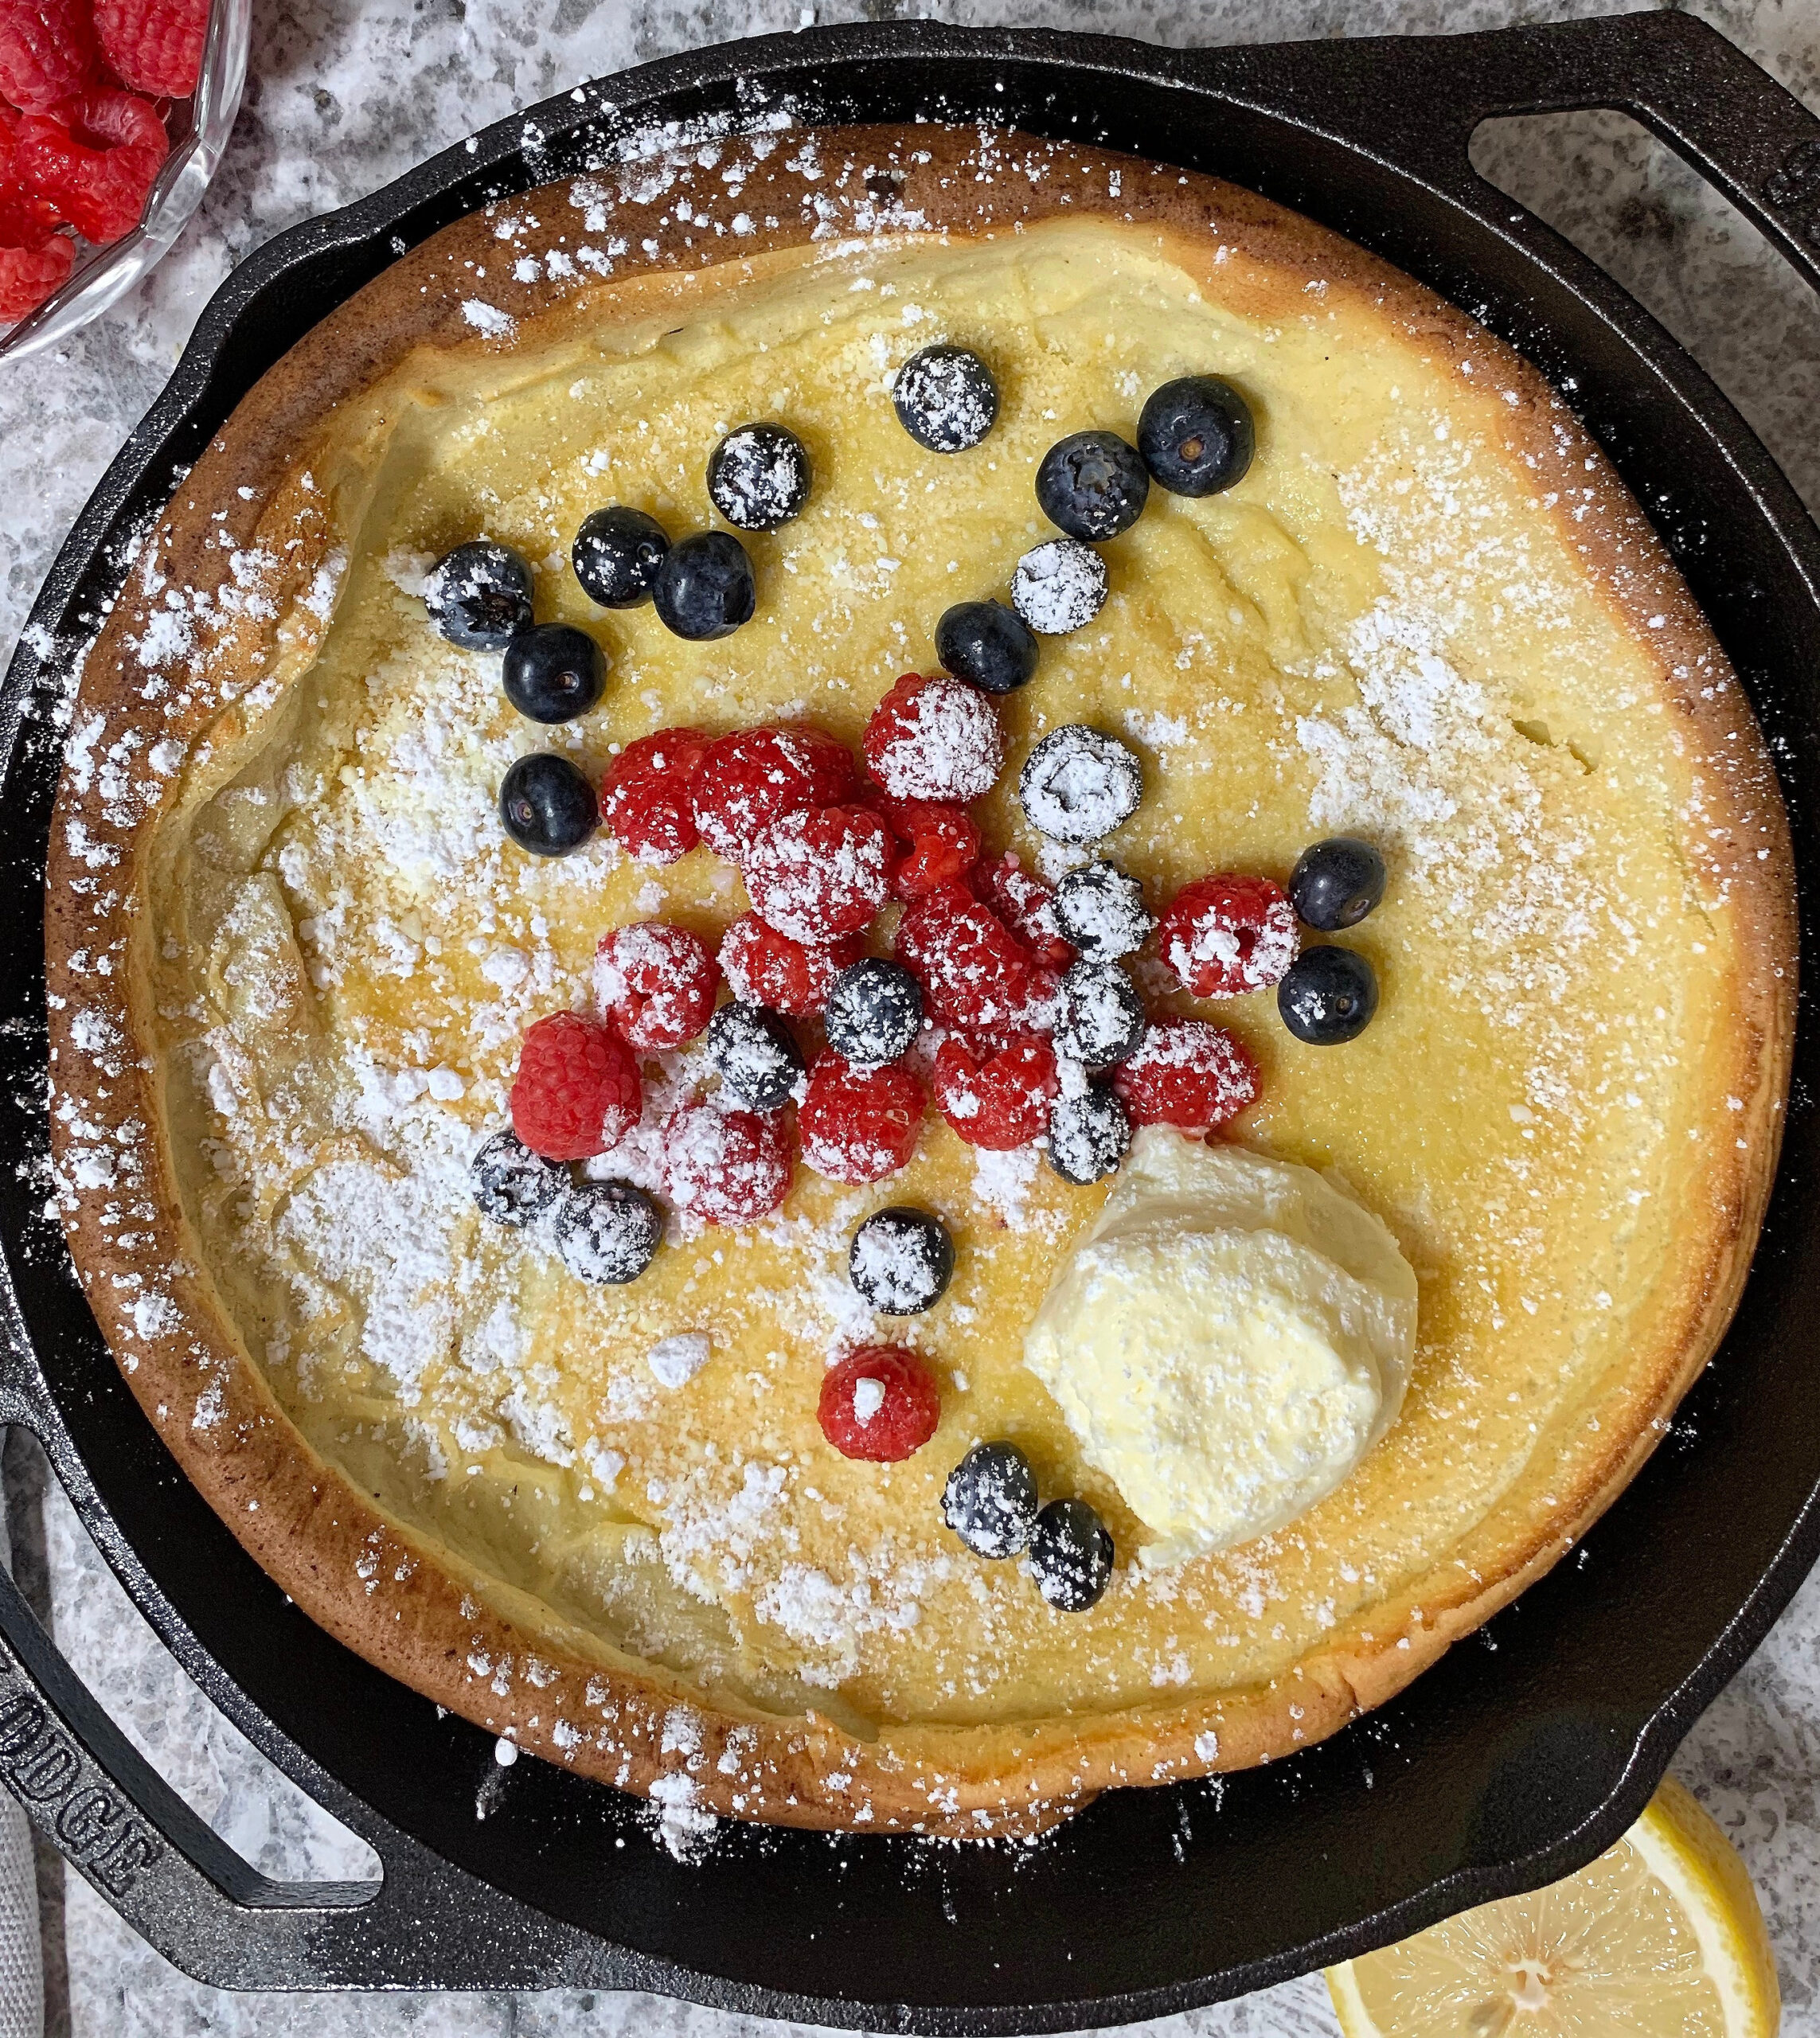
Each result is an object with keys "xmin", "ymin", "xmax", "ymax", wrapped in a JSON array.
[{"xmin": 44, "ymin": 123, "xmax": 1792, "ymax": 1837}]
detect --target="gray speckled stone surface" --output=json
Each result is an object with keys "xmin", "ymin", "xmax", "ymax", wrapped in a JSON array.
[{"xmin": 6, "ymin": 0, "xmax": 1820, "ymax": 2030}]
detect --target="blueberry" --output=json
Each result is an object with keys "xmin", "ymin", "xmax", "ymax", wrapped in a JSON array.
[
  {"xmin": 1029, "ymin": 1497, "xmax": 1114, "ymax": 1610},
  {"xmin": 652, "ymin": 531, "xmax": 757, "ymax": 640},
  {"xmin": 424, "ymin": 541, "xmax": 533, "ymax": 650},
  {"xmin": 572, "ymin": 506, "xmax": 670, "ymax": 607},
  {"xmin": 825, "ymin": 958, "xmax": 922, "ymax": 1069},
  {"xmin": 1011, "ymin": 539, "xmax": 1107, "ymax": 637},
  {"xmin": 1053, "ymin": 861, "xmax": 1151, "ymax": 962},
  {"xmin": 705, "ymin": 1002, "xmax": 803, "ymax": 1110},
  {"xmin": 1278, "ymin": 945, "xmax": 1379, "ymax": 1044},
  {"xmin": 1054, "ymin": 962, "xmax": 1146, "ymax": 1069},
  {"xmin": 850, "ymin": 1206, "xmax": 955, "ymax": 1315},
  {"xmin": 1288, "ymin": 836, "xmax": 1387, "ymax": 932},
  {"xmin": 552, "ymin": 1181, "xmax": 662, "ymax": 1284},
  {"xmin": 1137, "ymin": 374, "xmax": 1255, "ymax": 498},
  {"xmin": 1045, "ymin": 1081, "xmax": 1131, "ymax": 1185},
  {"xmin": 942, "ymin": 1441, "xmax": 1039, "ymax": 1559},
  {"xmin": 502, "ymin": 623, "xmax": 606, "ymax": 724},
  {"xmin": 707, "ymin": 423, "xmax": 812, "ymax": 531},
  {"xmin": 935, "ymin": 599, "xmax": 1038, "ymax": 696},
  {"xmin": 1018, "ymin": 727, "xmax": 1143, "ymax": 845},
  {"xmin": 498, "ymin": 753, "xmax": 598, "ymax": 857},
  {"xmin": 892, "ymin": 345, "xmax": 998, "ymax": 453},
  {"xmin": 1034, "ymin": 431, "xmax": 1150, "ymax": 542},
  {"xmin": 472, "ymin": 1128, "xmax": 567, "ymax": 1226}
]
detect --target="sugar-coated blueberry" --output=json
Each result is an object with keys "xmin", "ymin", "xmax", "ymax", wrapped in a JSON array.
[
  {"xmin": 498, "ymin": 753, "xmax": 598, "ymax": 856},
  {"xmin": 1278, "ymin": 945, "xmax": 1379, "ymax": 1044},
  {"xmin": 424, "ymin": 541, "xmax": 533, "ymax": 650},
  {"xmin": 572, "ymin": 506, "xmax": 670, "ymax": 607},
  {"xmin": 552, "ymin": 1181, "xmax": 662, "ymax": 1284},
  {"xmin": 1035, "ymin": 430, "xmax": 1150, "ymax": 542},
  {"xmin": 825, "ymin": 958, "xmax": 923, "ymax": 1070},
  {"xmin": 1045, "ymin": 1081, "xmax": 1131, "ymax": 1185},
  {"xmin": 705, "ymin": 1002, "xmax": 804, "ymax": 1111},
  {"xmin": 1029, "ymin": 1497, "xmax": 1114, "ymax": 1610},
  {"xmin": 1288, "ymin": 837, "xmax": 1387, "ymax": 931},
  {"xmin": 1053, "ymin": 961, "xmax": 1147, "ymax": 1069},
  {"xmin": 1053, "ymin": 861, "xmax": 1152, "ymax": 962},
  {"xmin": 707, "ymin": 424, "xmax": 812, "ymax": 531},
  {"xmin": 1011, "ymin": 539, "xmax": 1107, "ymax": 636},
  {"xmin": 935, "ymin": 599, "xmax": 1038, "ymax": 696},
  {"xmin": 943, "ymin": 1441, "xmax": 1040, "ymax": 1559},
  {"xmin": 502, "ymin": 623, "xmax": 607, "ymax": 724},
  {"xmin": 652, "ymin": 531, "xmax": 757, "ymax": 640},
  {"xmin": 1018, "ymin": 727, "xmax": 1143, "ymax": 845},
  {"xmin": 892, "ymin": 345, "xmax": 999, "ymax": 453},
  {"xmin": 471, "ymin": 1128, "xmax": 567, "ymax": 1226},
  {"xmin": 850, "ymin": 1206, "xmax": 955, "ymax": 1315},
  {"xmin": 1137, "ymin": 375, "xmax": 1256, "ymax": 497}
]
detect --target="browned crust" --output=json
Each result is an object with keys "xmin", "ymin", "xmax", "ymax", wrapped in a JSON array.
[{"xmin": 43, "ymin": 123, "xmax": 1796, "ymax": 1837}]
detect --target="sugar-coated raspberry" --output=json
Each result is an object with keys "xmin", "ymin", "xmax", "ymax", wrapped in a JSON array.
[
  {"xmin": 92, "ymin": 0, "xmax": 209, "ymax": 98},
  {"xmin": 599, "ymin": 727, "xmax": 709, "ymax": 865},
  {"xmin": 742, "ymin": 802, "xmax": 892, "ymax": 945},
  {"xmin": 717, "ymin": 913, "xmax": 861, "ymax": 1017},
  {"xmin": 971, "ymin": 852, "xmax": 1075, "ymax": 968},
  {"xmin": 662, "ymin": 1096, "xmax": 792, "ymax": 1224},
  {"xmin": 594, "ymin": 921, "xmax": 720, "ymax": 1051},
  {"xmin": 931, "ymin": 1034, "xmax": 1057, "ymax": 1150},
  {"xmin": 689, "ymin": 725, "xmax": 855, "ymax": 863},
  {"xmin": 870, "ymin": 793, "xmax": 980, "ymax": 901},
  {"xmin": 509, "ymin": 1011, "xmax": 643, "ymax": 1161},
  {"xmin": 1157, "ymin": 874, "xmax": 1299, "ymax": 998},
  {"xmin": 798, "ymin": 1052, "xmax": 924, "ymax": 1185},
  {"xmin": 0, "ymin": 0, "xmax": 96, "ymax": 115},
  {"xmin": 1112, "ymin": 1017, "xmax": 1259, "ymax": 1131},
  {"xmin": 894, "ymin": 880, "xmax": 1058, "ymax": 1040},
  {"xmin": 818, "ymin": 1346, "xmax": 942, "ymax": 1462},
  {"xmin": 862, "ymin": 672, "xmax": 1004, "ymax": 804},
  {"xmin": 15, "ymin": 108, "xmax": 162, "ymax": 244},
  {"xmin": 0, "ymin": 191, "xmax": 69, "ymax": 321}
]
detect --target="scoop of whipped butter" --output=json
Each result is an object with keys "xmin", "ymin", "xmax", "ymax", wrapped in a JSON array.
[{"xmin": 1022, "ymin": 1130, "xmax": 1418, "ymax": 1568}]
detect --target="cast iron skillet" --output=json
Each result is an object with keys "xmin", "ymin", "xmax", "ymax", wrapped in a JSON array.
[{"xmin": 1, "ymin": 10, "xmax": 1818, "ymax": 2025}]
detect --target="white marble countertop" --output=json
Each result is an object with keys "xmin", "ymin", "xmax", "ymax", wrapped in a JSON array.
[{"xmin": 7, "ymin": 0, "xmax": 1820, "ymax": 2031}]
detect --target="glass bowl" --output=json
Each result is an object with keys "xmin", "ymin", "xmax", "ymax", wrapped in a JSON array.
[{"xmin": 0, "ymin": 0, "xmax": 252, "ymax": 364}]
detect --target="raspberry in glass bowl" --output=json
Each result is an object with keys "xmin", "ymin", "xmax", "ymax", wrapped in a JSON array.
[{"xmin": 0, "ymin": 0, "xmax": 249, "ymax": 357}]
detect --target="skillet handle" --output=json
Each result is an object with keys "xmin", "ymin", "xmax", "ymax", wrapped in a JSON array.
[{"xmin": 1269, "ymin": 10, "xmax": 1820, "ymax": 299}]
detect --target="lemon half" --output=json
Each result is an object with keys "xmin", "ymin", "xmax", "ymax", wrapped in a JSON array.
[{"xmin": 1326, "ymin": 1777, "xmax": 1779, "ymax": 2036}]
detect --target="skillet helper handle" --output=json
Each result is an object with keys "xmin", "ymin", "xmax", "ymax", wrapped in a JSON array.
[{"xmin": 1277, "ymin": 10, "xmax": 1820, "ymax": 298}]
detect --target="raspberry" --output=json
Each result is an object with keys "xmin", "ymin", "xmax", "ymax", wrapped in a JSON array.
[
  {"xmin": 862, "ymin": 672, "xmax": 1004, "ymax": 804},
  {"xmin": 15, "ymin": 108, "xmax": 162, "ymax": 244},
  {"xmin": 798, "ymin": 1052, "xmax": 924, "ymax": 1184},
  {"xmin": 743, "ymin": 802, "xmax": 892, "ymax": 945},
  {"xmin": 0, "ymin": 0, "xmax": 97, "ymax": 115},
  {"xmin": 894, "ymin": 880, "xmax": 1058, "ymax": 1040},
  {"xmin": 662, "ymin": 1096, "xmax": 792, "ymax": 1224},
  {"xmin": 92, "ymin": 0, "xmax": 208, "ymax": 99},
  {"xmin": 718, "ymin": 913, "xmax": 861, "ymax": 1017},
  {"xmin": 600, "ymin": 727, "xmax": 710, "ymax": 865},
  {"xmin": 1112, "ymin": 1017, "xmax": 1259, "ymax": 1131},
  {"xmin": 1157, "ymin": 875, "xmax": 1299, "ymax": 998},
  {"xmin": 689, "ymin": 725, "xmax": 854, "ymax": 863},
  {"xmin": 594, "ymin": 921, "xmax": 720, "ymax": 1051},
  {"xmin": 0, "ymin": 185, "xmax": 68, "ymax": 322},
  {"xmin": 509, "ymin": 1012, "xmax": 642, "ymax": 1161},
  {"xmin": 931, "ymin": 1034, "xmax": 1057, "ymax": 1150},
  {"xmin": 971, "ymin": 852, "xmax": 1075, "ymax": 968},
  {"xmin": 871, "ymin": 793, "xmax": 981, "ymax": 901},
  {"xmin": 57, "ymin": 86, "xmax": 166, "ymax": 154},
  {"xmin": 818, "ymin": 1346, "xmax": 941, "ymax": 1462}
]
